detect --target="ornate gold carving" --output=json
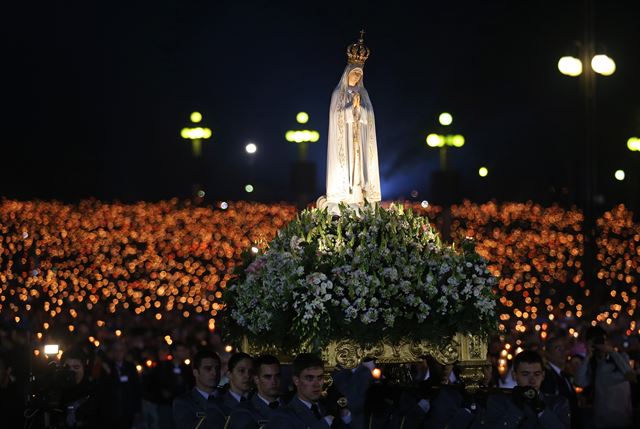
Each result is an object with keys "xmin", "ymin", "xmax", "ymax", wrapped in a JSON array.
[
  {"xmin": 243, "ymin": 332, "xmax": 488, "ymax": 392},
  {"xmin": 346, "ymin": 30, "xmax": 370, "ymax": 65}
]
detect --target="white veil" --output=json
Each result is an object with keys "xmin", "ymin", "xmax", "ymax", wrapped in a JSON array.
[{"xmin": 325, "ymin": 63, "xmax": 381, "ymax": 207}]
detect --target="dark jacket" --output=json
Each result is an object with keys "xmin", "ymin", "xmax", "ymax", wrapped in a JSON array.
[{"xmin": 173, "ymin": 387, "xmax": 229, "ymax": 429}]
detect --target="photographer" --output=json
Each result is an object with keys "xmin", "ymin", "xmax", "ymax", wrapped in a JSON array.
[
  {"xmin": 471, "ymin": 350, "xmax": 570, "ymax": 429},
  {"xmin": 575, "ymin": 326, "xmax": 635, "ymax": 429},
  {"xmin": 58, "ymin": 347, "xmax": 100, "ymax": 428}
]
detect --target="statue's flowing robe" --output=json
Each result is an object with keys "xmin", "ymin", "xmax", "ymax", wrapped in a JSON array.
[{"xmin": 326, "ymin": 64, "xmax": 381, "ymax": 209}]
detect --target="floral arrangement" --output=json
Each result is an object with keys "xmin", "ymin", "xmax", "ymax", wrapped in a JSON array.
[{"xmin": 222, "ymin": 205, "xmax": 497, "ymax": 353}]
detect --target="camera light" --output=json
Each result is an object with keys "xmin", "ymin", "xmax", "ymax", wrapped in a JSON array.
[{"xmin": 44, "ymin": 344, "xmax": 59, "ymax": 355}]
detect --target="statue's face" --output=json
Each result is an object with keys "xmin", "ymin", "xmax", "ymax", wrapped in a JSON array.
[{"xmin": 348, "ymin": 68, "xmax": 363, "ymax": 87}]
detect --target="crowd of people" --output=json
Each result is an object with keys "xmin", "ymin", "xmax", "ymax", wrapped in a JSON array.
[
  {"xmin": 1, "ymin": 327, "xmax": 638, "ymax": 429},
  {"xmin": 1, "ymin": 198, "xmax": 640, "ymax": 428}
]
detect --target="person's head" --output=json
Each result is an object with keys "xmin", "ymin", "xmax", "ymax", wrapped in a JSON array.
[
  {"xmin": 545, "ymin": 334, "xmax": 568, "ymax": 369},
  {"xmin": 586, "ymin": 326, "xmax": 607, "ymax": 356},
  {"xmin": 227, "ymin": 352, "xmax": 253, "ymax": 395},
  {"xmin": 0, "ymin": 354, "xmax": 9, "ymax": 386},
  {"xmin": 172, "ymin": 342, "xmax": 190, "ymax": 363},
  {"xmin": 347, "ymin": 67, "xmax": 363, "ymax": 87},
  {"xmin": 192, "ymin": 349, "xmax": 221, "ymax": 393},
  {"xmin": 512, "ymin": 350, "xmax": 545, "ymax": 391},
  {"xmin": 292, "ymin": 353, "xmax": 324, "ymax": 403},
  {"xmin": 112, "ymin": 341, "xmax": 126, "ymax": 363},
  {"xmin": 253, "ymin": 354, "xmax": 281, "ymax": 401},
  {"xmin": 61, "ymin": 348, "xmax": 87, "ymax": 385},
  {"xmin": 565, "ymin": 354, "xmax": 584, "ymax": 377}
]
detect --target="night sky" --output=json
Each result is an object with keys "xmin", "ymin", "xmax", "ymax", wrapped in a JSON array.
[{"xmin": 4, "ymin": 0, "xmax": 640, "ymax": 209}]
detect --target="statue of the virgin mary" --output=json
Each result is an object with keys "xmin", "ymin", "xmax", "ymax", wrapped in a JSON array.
[{"xmin": 318, "ymin": 32, "xmax": 382, "ymax": 215}]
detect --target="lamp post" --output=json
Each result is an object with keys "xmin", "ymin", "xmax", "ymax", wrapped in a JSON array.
[
  {"xmin": 180, "ymin": 111, "xmax": 212, "ymax": 157},
  {"xmin": 285, "ymin": 112, "xmax": 320, "ymax": 161},
  {"xmin": 426, "ymin": 112, "xmax": 465, "ymax": 171},
  {"xmin": 557, "ymin": 0, "xmax": 616, "ymax": 307},
  {"xmin": 425, "ymin": 112, "xmax": 466, "ymax": 218},
  {"xmin": 286, "ymin": 112, "xmax": 320, "ymax": 208}
]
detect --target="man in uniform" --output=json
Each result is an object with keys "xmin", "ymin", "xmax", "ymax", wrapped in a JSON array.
[
  {"xmin": 268, "ymin": 353, "xmax": 352, "ymax": 429},
  {"xmin": 472, "ymin": 350, "xmax": 570, "ymax": 429},
  {"xmin": 229, "ymin": 354, "xmax": 284, "ymax": 429},
  {"xmin": 173, "ymin": 349, "xmax": 229, "ymax": 429}
]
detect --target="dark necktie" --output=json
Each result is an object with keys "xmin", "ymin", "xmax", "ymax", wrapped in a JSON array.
[
  {"xmin": 310, "ymin": 403, "xmax": 322, "ymax": 420},
  {"xmin": 240, "ymin": 395, "xmax": 248, "ymax": 402},
  {"xmin": 208, "ymin": 395, "xmax": 217, "ymax": 403},
  {"xmin": 560, "ymin": 371, "xmax": 574, "ymax": 392},
  {"xmin": 269, "ymin": 401, "xmax": 280, "ymax": 409}
]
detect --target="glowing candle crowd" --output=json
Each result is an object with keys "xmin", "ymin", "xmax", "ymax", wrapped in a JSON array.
[{"xmin": 0, "ymin": 199, "xmax": 638, "ymax": 359}]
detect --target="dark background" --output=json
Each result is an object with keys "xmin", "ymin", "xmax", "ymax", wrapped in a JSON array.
[{"xmin": 4, "ymin": 0, "xmax": 640, "ymax": 209}]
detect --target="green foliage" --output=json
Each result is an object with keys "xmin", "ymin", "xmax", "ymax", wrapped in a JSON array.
[{"xmin": 222, "ymin": 205, "xmax": 497, "ymax": 354}]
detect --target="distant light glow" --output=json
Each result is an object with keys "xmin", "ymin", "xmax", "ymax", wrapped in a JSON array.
[
  {"xmin": 181, "ymin": 127, "xmax": 212, "ymax": 140},
  {"xmin": 245, "ymin": 184, "xmax": 254, "ymax": 193},
  {"xmin": 286, "ymin": 130, "xmax": 320, "ymax": 143},
  {"xmin": 44, "ymin": 344, "xmax": 59, "ymax": 355},
  {"xmin": 197, "ymin": 190, "xmax": 205, "ymax": 198},
  {"xmin": 245, "ymin": 143, "xmax": 257, "ymax": 154},
  {"xmin": 220, "ymin": 201, "xmax": 228, "ymax": 210},
  {"xmin": 591, "ymin": 54, "xmax": 616, "ymax": 76},
  {"xmin": 251, "ymin": 246, "xmax": 259, "ymax": 254},
  {"xmin": 421, "ymin": 200, "xmax": 429, "ymax": 208},
  {"xmin": 426, "ymin": 133, "xmax": 443, "ymax": 147},
  {"xmin": 439, "ymin": 112, "xmax": 453, "ymax": 126},
  {"xmin": 190, "ymin": 112, "xmax": 203, "ymax": 123},
  {"xmin": 296, "ymin": 112, "xmax": 309, "ymax": 124},
  {"xmin": 225, "ymin": 345, "xmax": 233, "ymax": 353},
  {"xmin": 479, "ymin": 167, "xmax": 489, "ymax": 177},
  {"xmin": 558, "ymin": 56, "xmax": 583, "ymax": 77},
  {"xmin": 614, "ymin": 170, "xmax": 625, "ymax": 181},
  {"xmin": 451, "ymin": 134, "xmax": 465, "ymax": 147},
  {"xmin": 627, "ymin": 137, "xmax": 640, "ymax": 152}
]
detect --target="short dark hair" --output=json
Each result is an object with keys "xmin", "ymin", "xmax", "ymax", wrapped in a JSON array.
[
  {"xmin": 228, "ymin": 352, "xmax": 253, "ymax": 372},
  {"xmin": 61, "ymin": 347, "xmax": 87, "ymax": 364},
  {"xmin": 193, "ymin": 349, "xmax": 221, "ymax": 370},
  {"xmin": 292, "ymin": 353, "xmax": 323, "ymax": 377},
  {"xmin": 586, "ymin": 326, "xmax": 607, "ymax": 343},
  {"xmin": 254, "ymin": 354, "xmax": 280, "ymax": 375},
  {"xmin": 513, "ymin": 350, "xmax": 544, "ymax": 371},
  {"xmin": 545, "ymin": 331, "xmax": 567, "ymax": 349}
]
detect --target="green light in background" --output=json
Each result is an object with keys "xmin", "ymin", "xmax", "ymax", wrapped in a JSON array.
[
  {"xmin": 438, "ymin": 112, "xmax": 453, "ymax": 126},
  {"xmin": 190, "ymin": 112, "xmax": 203, "ymax": 123},
  {"xmin": 296, "ymin": 112, "xmax": 309, "ymax": 124}
]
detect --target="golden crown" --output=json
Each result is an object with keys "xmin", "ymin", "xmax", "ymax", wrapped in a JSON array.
[{"xmin": 346, "ymin": 30, "xmax": 370, "ymax": 65}]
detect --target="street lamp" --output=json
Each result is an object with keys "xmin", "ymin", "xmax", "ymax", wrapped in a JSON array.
[
  {"xmin": 425, "ymin": 112, "xmax": 465, "ymax": 171},
  {"xmin": 245, "ymin": 143, "xmax": 257, "ymax": 154},
  {"xmin": 180, "ymin": 111, "xmax": 212, "ymax": 157},
  {"xmin": 614, "ymin": 170, "xmax": 625, "ymax": 181},
  {"xmin": 286, "ymin": 112, "xmax": 319, "ymax": 208},
  {"xmin": 285, "ymin": 112, "xmax": 320, "ymax": 161},
  {"xmin": 627, "ymin": 137, "xmax": 640, "ymax": 152},
  {"xmin": 558, "ymin": 53, "xmax": 615, "ymax": 77},
  {"xmin": 478, "ymin": 167, "xmax": 489, "ymax": 177}
]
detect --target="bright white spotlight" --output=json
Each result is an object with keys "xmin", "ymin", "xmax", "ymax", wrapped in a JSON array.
[
  {"xmin": 614, "ymin": 170, "xmax": 625, "ymax": 181},
  {"xmin": 44, "ymin": 344, "xmax": 59, "ymax": 355},
  {"xmin": 558, "ymin": 56, "xmax": 583, "ymax": 77},
  {"xmin": 245, "ymin": 143, "xmax": 257, "ymax": 154},
  {"xmin": 591, "ymin": 54, "xmax": 616, "ymax": 76}
]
